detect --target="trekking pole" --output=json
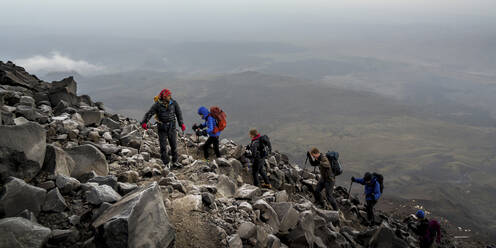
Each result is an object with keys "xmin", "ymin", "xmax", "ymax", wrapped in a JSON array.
[{"xmin": 347, "ymin": 181, "xmax": 353, "ymax": 199}]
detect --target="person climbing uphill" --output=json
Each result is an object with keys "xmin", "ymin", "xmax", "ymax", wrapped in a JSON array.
[
  {"xmin": 411, "ymin": 210, "xmax": 441, "ymax": 248},
  {"xmin": 196, "ymin": 106, "xmax": 223, "ymax": 161},
  {"xmin": 140, "ymin": 89, "xmax": 185, "ymax": 168},
  {"xmin": 351, "ymin": 172, "xmax": 382, "ymax": 225},
  {"xmin": 247, "ymin": 129, "xmax": 272, "ymax": 189},
  {"xmin": 307, "ymin": 147, "xmax": 339, "ymax": 210}
]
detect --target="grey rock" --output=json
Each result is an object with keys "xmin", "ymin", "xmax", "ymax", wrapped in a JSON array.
[
  {"xmin": 88, "ymin": 175, "xmax": 118, "ymax": 190},
  {"xmin": 85, "ymin": 184, "xmax": 122, "ymax": 205},
  {"xmin": 0, "ymin": 122, "xmax": 46, "ymax": 181},
  {"xmin": 228, "ymin": 234, "xmax": 243, "ymax": 248},
  {"xmin": 38, "ymin": 181, "xmax": 56, "ymax": 190},
  {"xmin": 369, "ymin": 223, "xmax": 409, "ymax": 248},
  {"xmin": 92, "ymin": 182, "xmax": 175, "ymax": 248},
  {"xmin": 65, "ymin": 144, "xmax": 109, "ymax": 178},
  {"xmin": 117, "ymin": 182, "xmax": 138, "ymax": 195},
  {"xmin": 16, "ymin": 209, "xmax": 38, "ymax": 223},
  {"xmin": 237, "ymin": 221, "xmax": 256, "ymax": 239},
  {"xmin": 275, "ymin": 190, "xmax": 289, "ymax": 202},
  {"xmin": 201, "ymin": 192, "xmax": 215, "ymax": 207},
  {"xmin": 78, "ymin": 110, "xmax": 103, "ymax": 126},
  {"xmin": 267, "ymin": 234, "xmax": 282, "ymax": 248},
  {"xmin": 42, "ymin": 188, "xmax": 67, "ymax": 212},
  {"xmin": 101, "ymin": 117, "xmax": 121, "ymax": 130},
  {"xmin": 19, "ymin": 95, "xmax": 35, "ymax": 107},
  {"xmin": 0, "ymin": 177, "xmax": 47, "ymax": 216},
  {"xmin": 13, "ymin": 116, "xmax": 29, "ymax": 125},
  {"xmin": 42, "ymin": 144, "xmax": 75, "ymax": 177},
  {"xmin": 172, "ymin": 194, "xmax": 203, "ymax": 212},
  {"xmin": 235, "ymin": 184, "xmax": 261, "ymax": 200},
  {"xmin": 253, "ymin": 199, "xmax": 280, "ymax": 233},
  {"xmin": 49, "ymin": 77, "xmax": 79, "ymax": 106},
  {"xmin": 0, "ymin": 217, "xmax": 51, "ymax": 248},
  {"xmin": 0, "ymin": 61, "xmax": 40, "ymax": 89},
  {"xmin": 270, "ymin": 202, "xmax": 299, "ymax": 233},
  {"xmin": 56, "ymin": 174, "xmax": 81, "ymax": 194},
  {"xmin": 217, "ymin": 174, "xmax": 237, "ymax": 197}
]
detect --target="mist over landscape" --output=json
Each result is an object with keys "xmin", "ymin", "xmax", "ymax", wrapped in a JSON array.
[{"xmin": 2, "ymin": 0, "xmax": 496, "ymax": 242}]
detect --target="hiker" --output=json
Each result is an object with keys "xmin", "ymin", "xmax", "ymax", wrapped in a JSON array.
[
  {"xmin": 196, "ymin": 106, "xmax": 222, "ymax": 161},
  {"xmin": 247, "ymin": 129, "xmax": 272, "ymax": 189},
  {"xmin": 412, "ymin": 210, "xmax": 441, "ymax": 248},
  {"xmin": 140, "ymin": 89, "xmax": 185, "ymax": 167},
  {"xmin": 351, "ymin": 172, "xmax": 381, "ymax": 225},
  {"xmin": 308, "ymin": 147, "xmax": 339, "ymax": 211}
]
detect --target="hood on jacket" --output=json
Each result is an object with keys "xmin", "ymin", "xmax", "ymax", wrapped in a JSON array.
[{"xmin": 198, "ymin": 106, "xmax": 209, "ymax": 119}]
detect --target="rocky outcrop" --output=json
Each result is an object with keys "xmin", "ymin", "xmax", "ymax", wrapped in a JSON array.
[
  {"xmin": 0, "ymin": 217, "xmax": 51, "ymax": 248},
  {"xmin": 0, "ymin": 122, "xmax": 46, "ymax": 181},
  {"xmin": 92, "ymin": 182, "xmax": 175, "ymax": 248}
]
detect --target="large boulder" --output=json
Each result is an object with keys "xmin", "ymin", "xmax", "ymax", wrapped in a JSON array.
[
  {"xmin": 93, "ymin": 182, "xmax": 175, "ymax": 248},
  {"xmin": 65, "ymin": 144, "xmax": 109, "ymax": 178},
  {"xmin": 270, "ymin": 202, "xmax": 299, "ymax": 233},
  {"xmin": 0, "ymin": 122, "xmax": 46, "ymax": 181},
  {"xmin": 0, "ymin": 217, "xmax": 51, "ymax": 248},
  {"xmin": 42, "ymin": 144, "xmax": 75, "ymax": 177},
  {"xmin": 78, "ymin": 110, "xmax": 103, "ymax": 126},
  {"xmin": 369, "ymin": 223, "xmax": 409, "ymax": 248},
  {"xmin": 253, "ymin": 199, "xmax": 281, "ymax": 233},
  {"xmin": 287, "ymin": 210, "xmax": 321, "ymax": 248},
  {"xmin": 234, "ymin": 184, "xmax": 261, "ymax": 200},
  {"xmin": 0, "ymin": 177, "xmax": 47, "ymax": 217},
  {"xmin": 101, "ymin": 117, "xmax": 121, "ymax": 130}
]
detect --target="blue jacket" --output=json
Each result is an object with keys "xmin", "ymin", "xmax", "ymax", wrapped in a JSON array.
[
  {"xmin": 353, "ymin": 177, "xmax": 381, "ymax": 201},
  {"xmin": 198, "ymin": 106, "xmax": 220, "ymax": 137}
]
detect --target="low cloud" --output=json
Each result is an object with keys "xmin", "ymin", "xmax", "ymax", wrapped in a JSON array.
[{"xmin": 15, "ymin": 52, "xmax": 104, "ymax": 76}]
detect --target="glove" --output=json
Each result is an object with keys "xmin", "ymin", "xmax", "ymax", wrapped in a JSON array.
[
  {"xmin": 351, "ymin": 176, "xmax": 355, "ymax": 182},
  {"xmin": 192, "ymin": 123, "xmax": 198, "ymax": 130},
  {"xmin": 181, "ymin": 124, "xmax": 186, "ymax": 132},
  {"xmin": 201, "ymin": 130, "xmax": 208, "ymax": 136},
  {"xmin": 141, "ymin": 123, "xmax": 148, "ymax": 130}
]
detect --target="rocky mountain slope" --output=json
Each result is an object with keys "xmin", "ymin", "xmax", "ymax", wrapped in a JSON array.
[{"xmin": 0, "ymin": 61, "xmax": 491, "ymax": 247}]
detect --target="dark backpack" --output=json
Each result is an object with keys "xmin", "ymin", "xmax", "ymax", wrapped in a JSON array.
[
  {"xmin": 259, "ymin": 135, "xmax": 272, "ymax": 158},
  {"xmin": 325, "ymin": 151, "xmax": 343, "ymax": 176},
  {"xmin": 372, "ymin": 172, "xmax": 384, "ymax": 193}
]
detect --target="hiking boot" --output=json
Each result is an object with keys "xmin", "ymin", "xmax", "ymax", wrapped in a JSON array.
[
  {"xmin": 171, "ymin": 162, "xmax": 183, "ymax": 169},
  {"xmin": 261, "ymin": 183, "xmax": 272, "ymax": 189}
]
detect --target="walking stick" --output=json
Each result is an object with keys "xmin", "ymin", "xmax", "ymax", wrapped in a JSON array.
[{"xmin": 348, "ymin": 181, "xmax": 353, "ymax": 199}]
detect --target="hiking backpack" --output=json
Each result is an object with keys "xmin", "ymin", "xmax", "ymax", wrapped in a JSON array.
[
  {"xmin": 372, "ymin": 172, "xmax": 384, "ymax": 193},
  {"xmin": 325, "ymin": 151, "xmax": 343, "ymax": 176},
  {"xmin": 209, "ymin": 106, "xmax": 227, "ymax": 133},
  {"xmin": 259, "ymin": 135, "xmax": 272, "ymax": 158}
]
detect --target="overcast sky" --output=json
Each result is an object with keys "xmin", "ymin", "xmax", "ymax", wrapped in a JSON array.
[{"xmin": 3, "ymin": 0, "xmax": 495, "ymax": 41}]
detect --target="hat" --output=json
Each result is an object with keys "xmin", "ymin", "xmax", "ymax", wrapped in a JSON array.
[{"xmin": 416, "ymin": 210, "xmax": 425, "ymax": 219}]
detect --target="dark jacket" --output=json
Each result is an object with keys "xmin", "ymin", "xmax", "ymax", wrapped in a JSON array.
[
  {"xmin": 353, "ymin": 177, "xmax": 381, "ymax": 201},
  {"xmin": 249, "ymin": 134, "xmax": 269, "ymax": 159},
  {"xmin": 141, "ymin": 99, "xmax": 183, "ymax": 126},
  {"xmin": 310, "ymin": 153, "xmax": 335, "ymax": 182},
  {"xmin": 198, "ymin": 106, "xmax": 220, "ymax": 137},
  {"xmin": 415, "ymin": 219, "xmax": 441, "ymax": 244}
]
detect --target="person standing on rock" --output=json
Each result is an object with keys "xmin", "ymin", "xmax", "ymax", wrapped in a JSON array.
[
  {"xmin": 412, "ymin": 210, "xmax": 441, "ymax": 248},
  {"xmin": 351, "ymin": 172, "xmax": 381, "ymax": 225},
  {"xmin": 140, "ymin": 89, "xmax": 186, "ymax": 168},
  {"xmin": 247, "ymin": 129, "xmax": 272, "ymax": 189},
  {"xmin": 196, "ymin": 106, "xmax": 222, "ymax": 161},
  {"xmin": 307, "ymin": 147, "xmax": 339, "ymax": 211}
]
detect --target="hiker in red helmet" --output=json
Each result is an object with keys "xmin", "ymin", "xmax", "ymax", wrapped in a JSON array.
[{"xmin": 140, "ymin": 89, "xmax": 186, "ymax": 168}]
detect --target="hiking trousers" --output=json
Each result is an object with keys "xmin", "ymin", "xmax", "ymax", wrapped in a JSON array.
[
  {"xmin": 366, "ymin": 199, "xmax": 377, "ymax": 223},
  {"xmin": 314, "ymin": 179, "xmax": 339, "ymax": 211},
  {"xmin": 157, "ymin": 122, "xmax": 177, "ymax": 165},
  {"xmin": 203, "ymin": 136, "xmax": 220, "ymax": 159},
  {"xmin": 252, "ymin": 158, "xmax": 270, "ymax": 186}
]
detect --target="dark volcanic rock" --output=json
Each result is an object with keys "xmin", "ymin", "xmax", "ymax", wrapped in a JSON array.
[
  {"xmin": 0, "ymin": 177, "xmax": 47, "ymax": 217},
  {"xmin": 93, "ymin": 182, "xmax": 175, "ymax": 248},
  {"xmin": 0, "ymin": 217, "xmax": 51, "ymax": 248}
]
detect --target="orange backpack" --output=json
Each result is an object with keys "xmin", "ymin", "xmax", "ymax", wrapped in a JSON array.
[{"xmin": 209, "ymin": 106, "xmax": 227, "ymax": 133}]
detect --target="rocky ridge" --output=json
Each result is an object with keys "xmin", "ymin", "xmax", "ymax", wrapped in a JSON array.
[{"xmin": 0, "ymin": 60, "xmax": 486, "ymax": 247}]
